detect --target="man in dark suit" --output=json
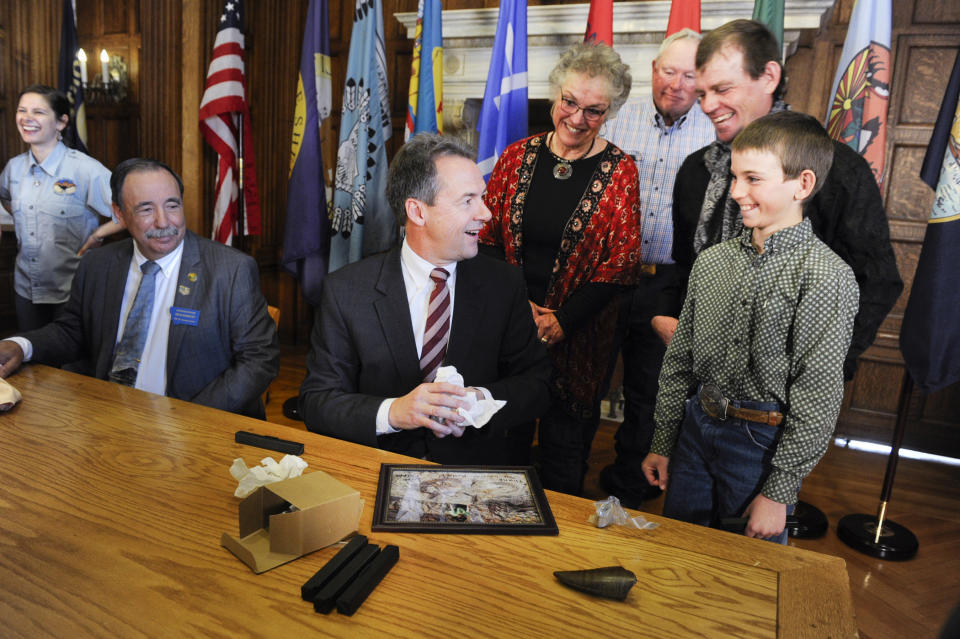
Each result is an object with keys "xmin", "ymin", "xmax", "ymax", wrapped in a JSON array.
[
  {"xmin": 299, "ymin": 134, "xmax": 551, "ymax": 465},
  {"xmin": 0, "ymin": 158, "xmax": 279, "ymax": 418}
]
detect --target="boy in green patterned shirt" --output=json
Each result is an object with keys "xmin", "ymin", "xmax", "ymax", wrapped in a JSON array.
[{"xmin": 641, "ymin": 111, "xmax": 859, "ymax": 543}]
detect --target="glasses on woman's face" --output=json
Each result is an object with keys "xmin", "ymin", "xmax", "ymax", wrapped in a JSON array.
[{"xmin": 557, "ymin": 94, "xmax": 609, "ymax": 122}]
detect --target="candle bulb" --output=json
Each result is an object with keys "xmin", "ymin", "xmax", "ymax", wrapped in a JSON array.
[
  {"xmin": 77, "ymin": 48, "xmax": 88, "ymax": 85},
  {"xmin": 100, "ymin": 49, "xmax": 109, "ymax": 85}
]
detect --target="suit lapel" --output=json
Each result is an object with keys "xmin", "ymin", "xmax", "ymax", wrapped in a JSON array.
[
  {"xmin": 446, "ymin": 257, "xmax": 482, "ymax": 366},
  {"xmin": 166, "ymin": 231, "xmax": 202, "ymax": 380},
  {"xmin": 373, "ymin": 248, "xmax": 421, "ymax": 383},
  {"xmin": 97, "ymin": 241, "xmax": 135, "ymax": 377}
]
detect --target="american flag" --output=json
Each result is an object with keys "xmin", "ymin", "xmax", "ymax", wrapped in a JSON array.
[{"xmin": 199, "ymin": 0, "xmax": 261, "ymax": 244}]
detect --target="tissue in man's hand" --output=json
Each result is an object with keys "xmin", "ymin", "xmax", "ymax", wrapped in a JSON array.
[
  {"xmin": 230, "ymin": 454, "xmax": 308, "ymax": 498},
  {"xmin": 434, "ymin": 365, "xmax": 506, "ymax": 428}
]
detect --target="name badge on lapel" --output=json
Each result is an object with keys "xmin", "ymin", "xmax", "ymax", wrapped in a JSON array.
[{"xmin": 170, "ymin": 307, "xmax": 200, "ymax": 326}]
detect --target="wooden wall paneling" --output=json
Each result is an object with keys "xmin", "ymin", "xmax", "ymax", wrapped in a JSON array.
[
  {"xmin": 180, "ymin": 0, "xmax": 204, "ymax": 243},
  {"xmin": 832, "ymin": 9, "xmax": 960, "ymax": 455},
  {"xmin": 781, "ymin": 0, "xmax": 960, "ymax": 456},
  {"xmin": 910, "ymin": 0, "xmax": 960, "ymax": 26},
  {"xmin": 0, "ymin": 7, "xmax": 9, "ymax": 165},
  {"xmin": 139, "ymin": 0, "xmax": 184, "ymax": 219}
]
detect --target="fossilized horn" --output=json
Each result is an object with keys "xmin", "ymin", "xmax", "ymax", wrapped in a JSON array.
[{"xmin": 553, "ymin": 566, "xmax": 637, "ymax": 601}]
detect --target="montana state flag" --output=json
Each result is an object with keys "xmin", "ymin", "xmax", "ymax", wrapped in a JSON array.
[{"xmin": 900, "ymin": 48, "xmax": 960, "ymax": 394}]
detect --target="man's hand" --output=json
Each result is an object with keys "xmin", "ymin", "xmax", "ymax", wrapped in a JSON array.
[
  {"xmin": 742, "ymin": 494, "xmax": 787, "ymax": 539},
  {"xmin": 641, "ymin": 452, "xmax": 670, "ymax": 490},
  {"xmin": 531, "ymin": 302, "xmax": 564, "ymax": 346},
  {"xmin": 651, "ymin": 315, "xmax": 679, "ymax": 346},
  {"xmin": 0, "ymin": 341, "xmax": 25, "ymax": 378},
  {"xmin": 388, "ymin": 382, "xmax": 469, "ymax": 437}
]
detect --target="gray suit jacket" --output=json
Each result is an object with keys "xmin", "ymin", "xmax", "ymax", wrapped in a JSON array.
[
  {"xmin": 300, "ymin": 247, "xmax": 552, "ymax": 464},
  {"xmin": 24, "ymin": 231, "xmax": 279, "ymax": 417}
]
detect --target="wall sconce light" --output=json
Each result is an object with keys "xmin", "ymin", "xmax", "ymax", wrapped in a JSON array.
[{"xmin": 86, "ymin": 48, "xmax": 129, "ymax": 104}]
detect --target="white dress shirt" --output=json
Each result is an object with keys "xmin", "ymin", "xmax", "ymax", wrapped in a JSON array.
[{"xmin": 116, "ymin": 241, "xmax": 184, "ymax": 395}]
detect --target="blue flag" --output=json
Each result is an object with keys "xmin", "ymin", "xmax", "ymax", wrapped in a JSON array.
[
  {"xmin": 405, "ymin": 0, "xmax": 443, "ymax": 139},
  {"xmin": 476, "ymin": 0, "xmax": 528, "ymax": 181},
  {"xmin": 900, "ymin": 48, "xmax": 960, "ymax": 394},
  {"xmin": 58, "ymin": 0, "xmax": 88, "ymax": 153},
  {"xmin": 282, "ymin": 0, "xmax": 333, "ymax": 307},
  {"xmin": 330, "ymin": 0, "xmax": 394, "ymax": 272}
]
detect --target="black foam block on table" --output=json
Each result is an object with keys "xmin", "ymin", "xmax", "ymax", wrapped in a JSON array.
[
  {"xmin": 336, "ymin": 544, "xmax": 399, "ymax": 616},
  {"xmin": 301, "ymin": 535, "xmax": 368, "ymax": 602},
  {"xmin": 313, "ymin": 543, "xmax": 380, "ymax": 614}
]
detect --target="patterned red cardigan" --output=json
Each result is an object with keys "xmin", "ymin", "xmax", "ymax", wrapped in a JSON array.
[{"xmin": 480, "ymin": 133, "xmax": 642, "ymax": 417}]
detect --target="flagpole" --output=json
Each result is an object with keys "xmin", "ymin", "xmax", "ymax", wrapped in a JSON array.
[
  {"xmin": 237, "ymin": 111, "xmax": 246, "ymax": 251},
  {"xmin": 835, "ymin": 373, "xmax": 919, "ymax": 560}
]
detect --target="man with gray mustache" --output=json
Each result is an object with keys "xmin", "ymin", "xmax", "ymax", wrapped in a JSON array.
[{"xmin": 0, "ymin": 158, "xmax": 279, "ymax": 418}]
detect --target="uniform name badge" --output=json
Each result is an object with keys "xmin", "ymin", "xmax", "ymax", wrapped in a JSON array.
[{"xmin": 170, "ymin": 307, "xmax": 200, "ymax": 326}]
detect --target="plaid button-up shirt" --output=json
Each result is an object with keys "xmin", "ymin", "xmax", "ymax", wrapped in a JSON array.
[{"xmin": 604, "ymin": 97, "xmax": 715, "ymax": 264}]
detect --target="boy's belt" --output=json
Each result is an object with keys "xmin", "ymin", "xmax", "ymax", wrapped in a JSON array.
[{"xmin": 698, "ymin": 384, "xmax": 784, "ymax": 427}]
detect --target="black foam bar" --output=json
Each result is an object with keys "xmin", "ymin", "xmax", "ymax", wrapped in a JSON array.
[
  {"xmin": 301, "ymin": 535, "xmax": 368, "ymax": 602},
  {"xmin": 336, "ymin": 544, "xmax": 400, "ymax": 616},
  {"xmin": 313, "ymin": 543, "xmax": 380, "ymax": 614}
]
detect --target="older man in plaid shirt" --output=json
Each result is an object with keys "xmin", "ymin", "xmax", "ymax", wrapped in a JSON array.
[{"xmin": 600, "ymin": 29, "xmax": 714, "ymax": 507}]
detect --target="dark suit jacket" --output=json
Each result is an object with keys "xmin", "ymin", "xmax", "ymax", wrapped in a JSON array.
[
  {"xmin": 23, "ymin": 231, "xmax": 279, "ymax": 417},
  {"xmin": 299, "ymin": 247, "xmax": 552, "ymax": 465},
  {"xmin": 663, "ymin": 140, "xmax": 903, "ymax": 379}
]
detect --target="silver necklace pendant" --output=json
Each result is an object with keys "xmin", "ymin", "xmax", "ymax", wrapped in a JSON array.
[{"xmin": 553, "ymin": 160, "xmax": 573, "ymax": 180}]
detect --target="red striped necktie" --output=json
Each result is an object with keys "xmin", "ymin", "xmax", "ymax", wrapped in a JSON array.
[{"xmin": 420, "ymin": 267, "xmax": 451, "ymax": 381}]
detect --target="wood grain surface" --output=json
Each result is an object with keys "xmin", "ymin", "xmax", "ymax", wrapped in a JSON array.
[{"xmin": 0, "ymin": 366, "xmax": 856, "ymax": 638}]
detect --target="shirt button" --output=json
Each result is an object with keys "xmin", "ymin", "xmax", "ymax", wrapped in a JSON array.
[{"xmin": 653, "ymin": 187, "xmax": 658, "ymax": 192}]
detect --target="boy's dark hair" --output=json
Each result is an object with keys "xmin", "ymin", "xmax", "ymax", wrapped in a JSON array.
[
  {"xmin": 696, "ymin": 19, "xmax": 786, "ymax": 102},
  {"xmin": 386, "ymin": 133, "xmax": 475, "ymax": 226},
  {"xmin": 732, "ymin": 111, "xmax": 834, "ymax": 202}
]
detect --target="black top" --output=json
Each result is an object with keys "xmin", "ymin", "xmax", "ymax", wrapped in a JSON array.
[
  {"xmin": 521, "ymin": 144, "xmax": 625, "ymax": 334},
  {"xmin": 663, "ymin": 139, "xmax": 903, "ymax": 379}
]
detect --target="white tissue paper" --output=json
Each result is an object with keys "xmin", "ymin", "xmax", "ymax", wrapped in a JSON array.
[
  {"xmin": 230, "ymin": 454, "xmax": 308, "ymax": 498},
  {"xmin": 434, "ymin": 365, "xmax": 506, "ymax": 428}
]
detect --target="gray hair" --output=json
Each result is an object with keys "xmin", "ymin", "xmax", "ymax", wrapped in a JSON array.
[
  {"xmin": 386, "ymin": 133, "xmax": 475, "ymax": 226},
  {"xmin": 657, "ymin": 28, "xmax": 702, "ymax": 60},
  {"xmin": 547, "ymin": 43, "xmax": 632, "ymax": 118}
]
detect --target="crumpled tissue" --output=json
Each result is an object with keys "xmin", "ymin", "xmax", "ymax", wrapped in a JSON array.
[
  {"xmin": 230, "ymin": 455, "xmax": 308, "ymax": 498},
  {"xmin": 0, "ymin": 377, "xmax": 22, "ymax": 412},
  {"xmin": 435, "ymin": 365, "xmax": 506, "ymax": 428},
  {"xmin": 590, "ymin": 496, "xmax": 660, "ymax": 530}
]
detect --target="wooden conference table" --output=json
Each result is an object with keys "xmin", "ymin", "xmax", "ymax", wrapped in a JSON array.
[{"xmin": 0, "ymin": 366, "xmax": 856, "ymax": 638}]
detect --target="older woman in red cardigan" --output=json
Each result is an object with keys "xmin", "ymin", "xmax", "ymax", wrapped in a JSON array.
[{"xmin": 479, "ymin": 43, "xmax": 642, "ymax": 496}]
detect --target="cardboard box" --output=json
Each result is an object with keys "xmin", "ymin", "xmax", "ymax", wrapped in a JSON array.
[{"xmin": 222, "ymin": 470, "xmax": 364, "ymax": 573}]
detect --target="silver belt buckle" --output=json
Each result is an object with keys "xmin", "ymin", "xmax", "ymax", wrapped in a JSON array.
[{"xmin": 699, "ymin": 384, "xmax": 729, "ymax": 421}]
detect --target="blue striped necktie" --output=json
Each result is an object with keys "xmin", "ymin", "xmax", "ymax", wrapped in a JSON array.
[{"xmin": 109, "ymin": 261, "xmax": 161, "ymax": 387}]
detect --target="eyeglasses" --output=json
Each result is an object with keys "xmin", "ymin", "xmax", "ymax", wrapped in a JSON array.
[{"xmin": 557, "ymin": 95, "xmax": 609, "ymax": 122}]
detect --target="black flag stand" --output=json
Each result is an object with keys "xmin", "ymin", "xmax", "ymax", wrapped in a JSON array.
[{"xmin": 836, "ymin": 373, "xmax": 920, "ymax": 560}]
